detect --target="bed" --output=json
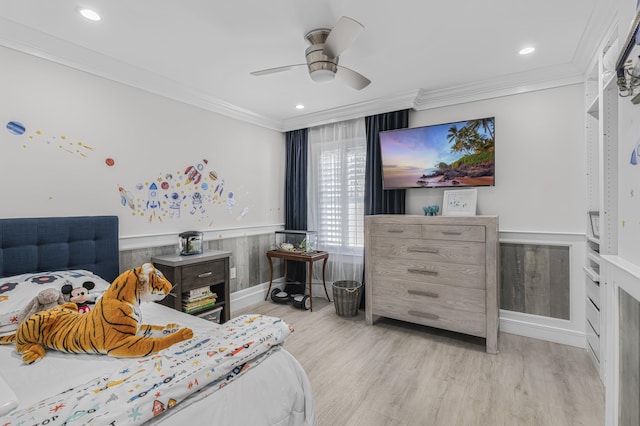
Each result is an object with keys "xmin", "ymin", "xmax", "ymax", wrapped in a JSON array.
[{"xmin": 0, "ymin": 216, "xmax": 316, "ymax": 425}]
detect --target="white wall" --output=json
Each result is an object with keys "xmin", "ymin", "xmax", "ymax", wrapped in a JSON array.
[
  {"xmin": 407, "ymin": 84, "xmax": 586, "ymax": 233},
  {"xmin": 0, "ymin": 46, "xmax": 285, "ymax": 239}
]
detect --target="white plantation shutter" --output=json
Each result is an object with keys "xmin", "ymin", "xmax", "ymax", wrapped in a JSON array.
[
  {"xmin": 308, "ymin": 118, "xmax": 366, "ymax": 282},
  {"xmin": 317, "ymin": 145, "xmax": 365, "ymax": 248}
]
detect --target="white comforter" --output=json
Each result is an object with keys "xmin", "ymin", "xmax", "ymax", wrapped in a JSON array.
[{"xmin": 0, "ymin": 304, "xmax": 316, "ymax": 425}]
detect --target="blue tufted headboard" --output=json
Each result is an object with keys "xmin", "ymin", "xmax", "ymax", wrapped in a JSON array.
[{"xmin": 0, "ymin": 216, "xmax": 119, "ymax": 282}]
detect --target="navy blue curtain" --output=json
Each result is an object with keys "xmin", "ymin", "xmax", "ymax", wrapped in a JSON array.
[
  {"xmin": 361, "ymin": 109, "xmax": 410, "ymax": 307},
  {"xmin": 284, "ymin": 129, "xmax": 308, "ymax": 289},
  {"xmin": 364, "ymin": 110, "xmax": 410, "ymax": 215}
]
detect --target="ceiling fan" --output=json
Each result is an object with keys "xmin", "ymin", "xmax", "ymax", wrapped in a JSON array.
[{"xmin": 250, "ymin": 16, "xmax": 371, "ymax": 90}]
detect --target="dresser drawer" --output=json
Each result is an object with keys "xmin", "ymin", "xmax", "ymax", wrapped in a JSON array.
[
  {"xmin": 371, "ymin": 297, "xmax": 487, "ymax": 337},
  {"xmin": 371, "ymin": 278, "xmax": 485, "ymax": 313},
  {"xmin": 371, "ymin": 237, "xmax": 485, "ymax": 266},
  {"xmin": 421, "ymin": 225, "xmax": 485, "ymax": 242},
  {"xmin": 181, "ymin": 260, "xmax": 226, "ymax": 291},
  {"xmin": 371, "ymin": 257, "xmax": 485, "ymax": 289},
  {"xmin": 371, "ymin": 223, "xmax": 422, "ymax": 239},
  {"xmin": 586, "ymin": 297, "xmax": 600, "ymax": 336},
  {"xmin": 586, "ymin": 276, "xmax": 600, "ymax": 308},
  {"xmin": 586, "ymin": 320, "xmax": 600, "ymax": 362}
]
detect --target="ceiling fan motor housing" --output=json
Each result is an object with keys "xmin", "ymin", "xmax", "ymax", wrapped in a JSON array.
[{"xmin": 305, "ymin": 29, "xmax": 338, "ymax": 82}]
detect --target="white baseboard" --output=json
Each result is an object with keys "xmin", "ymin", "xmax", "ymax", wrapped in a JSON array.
[
  {"xmin": 500, "ymin": 314, "xmax": 586, "ymax": 349},
  {"xmin": 229, "ymin": 280, "xmax": 283, "ymax": 313}
]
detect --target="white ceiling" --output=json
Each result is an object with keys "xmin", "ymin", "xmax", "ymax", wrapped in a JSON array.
[{"xmin": 0, "ymin": 0, "xmax": 614, "ymax": 131}]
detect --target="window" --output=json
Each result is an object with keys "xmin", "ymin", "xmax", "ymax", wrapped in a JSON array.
[
  {"xmin": 316, "ymin": 143, "xmax": 365, "ymax": 250},
  {"xmin": 308, "ymin": 118, "xmax": 366, "ymax": 261}
]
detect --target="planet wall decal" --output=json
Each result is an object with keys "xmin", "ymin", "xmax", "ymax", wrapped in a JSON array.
[{"xmin": 6, "ymin": 121, "xmax": 25, "ymax": 135}]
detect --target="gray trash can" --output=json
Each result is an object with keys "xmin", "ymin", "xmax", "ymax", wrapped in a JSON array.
[{"xmin": 332, "ymin": 280, "xmax": 362, "ymax": 317}]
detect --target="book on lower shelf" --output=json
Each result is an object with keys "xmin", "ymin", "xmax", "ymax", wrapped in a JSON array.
[
  {"xmin": 187, "ymin": 285, "xmax": 214, "ymax": 299},
  {"xmin": 182, "ymin": 291, "xmax": 217, "ymax": 314}
]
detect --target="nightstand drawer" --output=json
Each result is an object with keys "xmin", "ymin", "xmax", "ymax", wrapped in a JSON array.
[{"xmin": 181, "ymin": 261, "xmax": 225, "ymax": 291}]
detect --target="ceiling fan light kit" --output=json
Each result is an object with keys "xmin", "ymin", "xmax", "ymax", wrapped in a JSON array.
[
  {"xmin": 309, "ymin": 68, "xmax": 336, "ymax": 83},
  {"xmin": 305, "ymin": 29, "xmax": 338, "ymax": 83},
  {"xmin": 250, "ymin": 16, "xmax": 370, "ymax": 90}
]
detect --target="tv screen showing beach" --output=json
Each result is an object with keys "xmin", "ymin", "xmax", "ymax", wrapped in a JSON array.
[{"xmin": 379, "ymin": 117, "xmax": 495, "ymax": 189}]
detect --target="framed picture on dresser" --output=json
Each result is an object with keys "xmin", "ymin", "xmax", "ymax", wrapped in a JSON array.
[{"xmin": 442, "ymin": 188, "xmax": 478, "ymax": 216}]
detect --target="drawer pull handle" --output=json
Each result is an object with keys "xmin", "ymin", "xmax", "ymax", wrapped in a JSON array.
[
  {"xmin": 407, "ymin": 247, "xmax": 439, "ymax": 254},
  {"xmin": 407, "ymin": 289, "xmax": 439, "ymax": 298},
  {"xmin": 441, "ymin": 231, "xmax": 462, "ymax": 235},
  {"xmin": 386, "ymin": 229, "xmax": 404, "ymax": 233},
  {"xmin": 407, "ymin": 268, "xmax": 438, "ymax": 276},
  {"xmin": 198, "ymin": 272, "xmax": 213, "ymax": 278},
  {"xmin": 408, "ymin": 310, "xmax": 439, "ymax": 320}
]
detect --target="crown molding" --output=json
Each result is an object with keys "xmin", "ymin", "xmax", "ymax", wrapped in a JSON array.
[
  {"xmin": 572, "ymin": 0, "xmax": 620, "ymax": 75},
  {"xmin": 414, "ymin": 66, "xmax": 584, "ymax": 111},
  {"xmin": 280, "ymin": 89, "xmax": 420, "ymax": 131},
  {"xmin": 0, "ymin": 17, "xmax": 283, "ymax": 132},
  {"xmin": 1, "ymin": 11, "xmax": 611, "ymax": 134}
]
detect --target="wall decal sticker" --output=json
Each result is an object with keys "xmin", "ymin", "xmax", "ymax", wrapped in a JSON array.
[
  {"xmin": 238, "ymin": 207, "xmax": 249, "ymax": 220},
  {"xmin": 631, "ymin": 137, "xmax": 640, "ymax": 165},
  {"xmin": 225, "ymin": 191, "xmax": 236, "ymax": 212},
  {"xmin": 118, "ymin": 159, "xmax": 249, "ymax": 225},
  {"xmin": 5, "ymin": 120, "xmax": 97, "ymax": 158},
  {"xmin": 6, "ymin": 121, "xmax": 25, "ymax": 135},
  {"xmin": 166, "ymin": 192, "xmax": 186, "ymax": 218},
  {"xmin": 118, "ymin": 187, "xmax": 135, "ymax": 210}
]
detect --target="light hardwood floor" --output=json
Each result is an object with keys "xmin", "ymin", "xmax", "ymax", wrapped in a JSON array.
[{"xmin": 233, "ymin": 298, "xmax": 605, "ymax": 426}]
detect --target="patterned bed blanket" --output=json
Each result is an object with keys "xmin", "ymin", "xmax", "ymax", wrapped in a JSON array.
[{"xmin": 1, "ymin": 315, "xmax": 293, "ymax": 425}]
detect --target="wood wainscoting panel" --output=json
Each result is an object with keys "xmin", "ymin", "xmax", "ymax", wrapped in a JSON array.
[{"xmin": 500, "ymin": 243, "xmax": 570, "ymax": 320}]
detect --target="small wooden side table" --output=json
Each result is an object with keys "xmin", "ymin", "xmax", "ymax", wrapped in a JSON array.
[{"xmin": 265, "ymin": 250, "xmax": 330, "ymax": 312}]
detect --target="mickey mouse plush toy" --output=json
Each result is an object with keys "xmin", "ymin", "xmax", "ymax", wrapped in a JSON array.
[{"xmin": 61, "ymin": 281, "xmax": 96, "ymax": 314}]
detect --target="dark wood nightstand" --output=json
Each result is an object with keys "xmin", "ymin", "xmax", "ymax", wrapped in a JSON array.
[{"xmin": 151, "ymin": 250, "xmax": 231, "ymax": 324}]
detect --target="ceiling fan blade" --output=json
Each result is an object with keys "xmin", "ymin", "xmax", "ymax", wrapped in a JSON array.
[
  {"xmin": 250, "ymin": 64, "xmax": 305, "ymax": 76},
  {"xmin": 336, "ymin": 65, "xmax": 370, "ymax": 90},
  {"xmin": 323, "ymin": 16, "xmax": 364, "ymax": 58}
]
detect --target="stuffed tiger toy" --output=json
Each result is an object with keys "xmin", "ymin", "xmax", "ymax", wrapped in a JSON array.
[{"xmin": 0, "ymin": 263, "xmax": 194, "ymax": 364}]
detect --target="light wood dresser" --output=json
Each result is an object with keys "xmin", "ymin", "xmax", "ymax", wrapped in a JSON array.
[{"xmin": 364, "ymin": 215, "xmax": 499, "ymax": 354}]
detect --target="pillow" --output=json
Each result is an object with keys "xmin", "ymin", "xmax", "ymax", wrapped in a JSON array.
[{"xmin": 0, "ymin": 270, "xmax": 112, "ymax": 333}]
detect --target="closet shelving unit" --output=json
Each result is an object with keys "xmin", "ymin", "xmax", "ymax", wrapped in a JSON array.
[{"xmin": 583, "ymin": 33, "xmax": 619, "ymax": 381}]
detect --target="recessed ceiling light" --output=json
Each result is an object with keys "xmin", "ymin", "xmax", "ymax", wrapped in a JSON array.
[
  {"xmin": 519, "ymin": 46, "xmax": 535, "ymax": 55},
  {"xmin": 295, "ymin": 104, "xmax": 305, "ymax": 110},
  {"xmin": 79, "ymin": 8, "xmax": 101, "ymax": 21}
]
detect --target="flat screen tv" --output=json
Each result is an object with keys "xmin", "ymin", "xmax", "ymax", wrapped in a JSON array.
[{"xmin": 379, "ymin": 117, "xmax": 495, "ymax": 189}]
